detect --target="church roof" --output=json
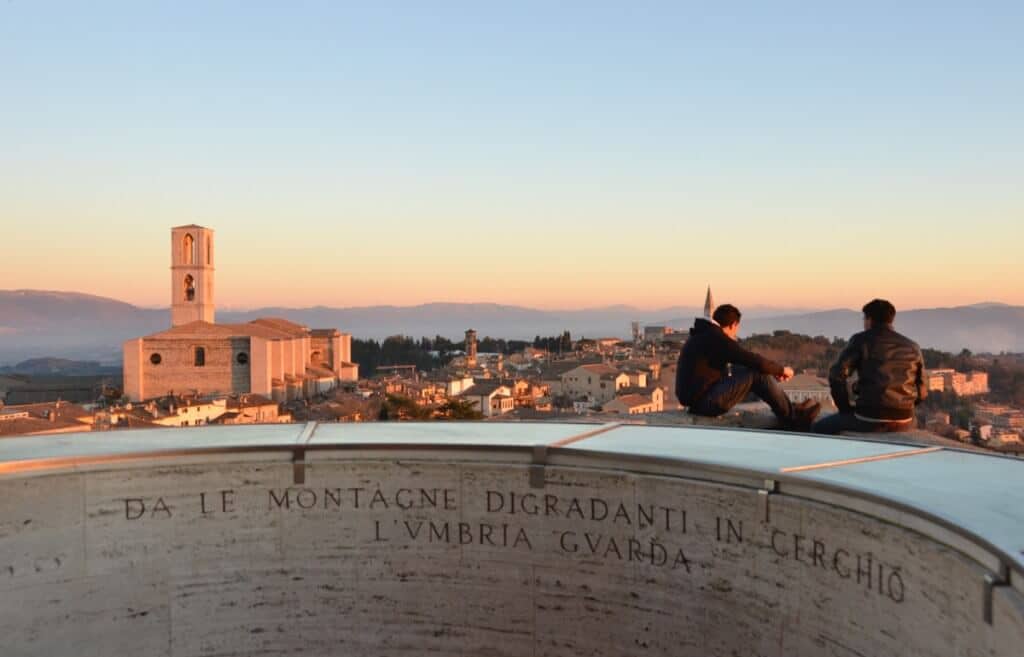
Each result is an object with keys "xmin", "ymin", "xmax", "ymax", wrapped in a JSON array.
[
  {"xmin": 250, "ymin": 317, "xmax": 310, "ymax": 337},
  {"xmin": 143, "ymin": 321, "xmax": 242, "ymax": 339},
  {"xmin": 143, "ymin": 319, "xmax": 310, "ymax": 340}
]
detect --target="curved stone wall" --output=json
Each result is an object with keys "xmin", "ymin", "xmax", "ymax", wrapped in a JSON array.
[{"xmin": 1, "ymin": 429, "xmax": 1023, "ymax": 656}]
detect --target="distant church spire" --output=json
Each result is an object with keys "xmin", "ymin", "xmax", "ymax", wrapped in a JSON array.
[{"xmin": 703, "ymin": 286, "xmax": 715, "ymax": 319}]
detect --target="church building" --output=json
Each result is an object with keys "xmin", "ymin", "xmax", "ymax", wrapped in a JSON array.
[{"xmin": 123, "ymin": 225, "xmax": 358, "ymax": 402}]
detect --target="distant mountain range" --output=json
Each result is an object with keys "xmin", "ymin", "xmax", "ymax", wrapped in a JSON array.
[{"xmin": 1, "ymin": 289, "xmax": 1022, "ymax": 364}]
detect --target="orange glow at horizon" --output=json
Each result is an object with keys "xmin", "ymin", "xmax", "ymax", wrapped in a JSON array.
[{"xmin": 3, "ymin": 217, "xmax": 1021, "ymax": 313}]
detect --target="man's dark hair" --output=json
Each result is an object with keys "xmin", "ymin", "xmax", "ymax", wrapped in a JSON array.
[
  {"xmin": 713, "ymin": 304, "xmax": 742, "ymax": 328},
  {"xmin": 862, "ymin": 298, "xmax": 896, "ymax": 326}
]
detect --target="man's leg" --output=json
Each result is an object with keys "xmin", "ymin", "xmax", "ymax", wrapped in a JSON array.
[
  {"xmin": 689, "ymin": 370, "xmax": 755, "ymax": 417},
  {"xmin": 737, "ymin": 366, "xmax": 794, "ymax": 423},
  {"xmin": 812, "ymin": 412, "xmax": 904, "ymax": 435},
  {"xmin": 812, "ymin": 412, "xmax": 861, "ymax": 435}
]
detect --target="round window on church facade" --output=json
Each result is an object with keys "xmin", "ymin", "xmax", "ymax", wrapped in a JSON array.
[
  {"xmin": 150, "ymin": 353, "xmax": 162, "ymax": 365},
  {"xmin": 237, "ymin": 352, "xmax": 249, "ymax": 365}
]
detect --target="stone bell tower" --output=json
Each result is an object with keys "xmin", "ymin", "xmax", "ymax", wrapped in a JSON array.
[
  {"xmin": 465, "ymin": 329, "xmax": 478, "ymax": 368},
  {"xmin": 170, "ymin": 225, "xmax": 215, "ymax": 326}
]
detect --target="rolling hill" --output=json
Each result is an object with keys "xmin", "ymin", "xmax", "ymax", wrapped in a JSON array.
[{"xmin": 1, "ymin": 290, "xmax": 1022, "ymax": 364}]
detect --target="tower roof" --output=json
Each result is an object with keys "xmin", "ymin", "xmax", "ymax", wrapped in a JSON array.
[
  {"xmin": 703, "ymin": 286, "xmax": 715, "ymax": 319},
  {"xmin": 172, "ymin": 224, "xmax": 213, "ymax": 231}
]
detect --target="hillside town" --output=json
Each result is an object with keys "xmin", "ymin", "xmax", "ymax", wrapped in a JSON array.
[
  {"xmin": 1, "ymin": 226, "xmax": 1022, "ymax": 455},
  {"xmin": 3, "ymin": 317, "xmax": 1022, "ymax": 455}
]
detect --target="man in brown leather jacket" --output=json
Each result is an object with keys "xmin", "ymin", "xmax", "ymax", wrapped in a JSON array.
[{"xmin": 813, "ymin": 299, "xmax": 927, "ymax": 435}]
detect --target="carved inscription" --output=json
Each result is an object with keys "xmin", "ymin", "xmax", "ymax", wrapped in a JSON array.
[{"xmin": 116, "ymin": 484, "xmax": 907, "ymax": 604}]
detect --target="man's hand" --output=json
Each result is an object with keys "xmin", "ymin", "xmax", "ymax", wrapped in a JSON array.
[{"xmin": 777, "ymin": 366, "xmax": 795, "ymax": 382}]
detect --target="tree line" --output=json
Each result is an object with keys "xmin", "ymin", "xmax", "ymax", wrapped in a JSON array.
[{"xmin": 352, "ymin": 333, "xmax": 571, "ymax": 377}]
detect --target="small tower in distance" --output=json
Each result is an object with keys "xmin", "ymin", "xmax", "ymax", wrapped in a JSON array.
[
  {"xmin": 171, "ymin": 225, "xmax": 215, "ymax": 326},
  {"xmin": 703, "ymin": 285, "xmax": 715, "ymax": 319},
  {"xmin": 465, "ymin": 329, "xmax": 478, "ymax": 368}
]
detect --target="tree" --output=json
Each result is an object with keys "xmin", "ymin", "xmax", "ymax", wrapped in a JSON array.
[
  {"xmin": 438, "ymin": 398, "xmax": 484, "ymax": 420},
  {"xmin": 379, "ymin": 394, "xmax": 431, "ymax": 421}
]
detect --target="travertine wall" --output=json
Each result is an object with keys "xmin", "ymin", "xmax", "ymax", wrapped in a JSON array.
[
  {"xmin": 1, "ymin": 455, "xmax": 1021, "ymax": 657},
  {"xmin": 137, "ymin": 337, "xmax": 251, "ymax": 399}
]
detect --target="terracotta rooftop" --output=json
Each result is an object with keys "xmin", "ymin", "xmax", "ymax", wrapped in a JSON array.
[
  {"xmin": 250, "ymin": 317, "xmax": 310, "ymax": 337},
  {"xmin": 144, "ymin": 319, "xmax": 311, "ymax": 340},
  {"xmin": 226, "ymin": 394, "xmax": 275, "ymax": 409},
  {"xmin": 607, "ymin": 393, "xmax": 654, "ymax": 408},
  {"xmin": 461, "ymin": 382, "xmax": 509, "ymax": 398}
]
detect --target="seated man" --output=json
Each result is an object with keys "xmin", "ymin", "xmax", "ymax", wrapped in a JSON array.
[
  {"xmin": 676, "ymin": 304, "xmax": 820, "ymax": 430},
  {"xmin": 813, "ymin": 299, "xmax": 926, "ymax": 435}
]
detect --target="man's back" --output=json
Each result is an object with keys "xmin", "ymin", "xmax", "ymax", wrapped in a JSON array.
[
  {"xmin": 829, "ymin": 326, "xmax": 926, "ymax": 421},
  {"xmin": 676, "ymin": 318, "xmax": 782, "ymax": 406}
]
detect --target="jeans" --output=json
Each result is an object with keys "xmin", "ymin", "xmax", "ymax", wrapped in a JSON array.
[
  {"xmin": 690, "ymin": 366, "xmax": 793, "ymax": 422},
  {"xmin": 812, "ymin": 412, "xmax": 912, "ymax": 435}
]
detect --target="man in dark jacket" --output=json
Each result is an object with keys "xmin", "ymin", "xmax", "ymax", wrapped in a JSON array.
[
  {"xmin": 676, "ymin": 304, "xmax": 820, "ymax": 429},
  {"xmin": 812, "ymin": 299, "xmax": 927, "ymax": 435}
]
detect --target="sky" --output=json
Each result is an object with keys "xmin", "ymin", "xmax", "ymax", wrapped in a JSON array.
[{"xmin": 1, "ymin": 1, "xmax": 1022, "ymax": 311}]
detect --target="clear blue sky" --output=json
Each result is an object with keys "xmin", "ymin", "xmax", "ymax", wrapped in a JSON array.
[{"xmin": 2, "ymin": 2, "xmax": 1022, "ymax": 309}]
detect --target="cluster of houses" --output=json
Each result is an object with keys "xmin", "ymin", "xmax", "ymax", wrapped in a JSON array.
[
  {"xmin": 922, "ymin": 403, "xmax": 1024, "ymax": 453},
  {"xmin": 0, "ymin": 393, "xmax": 289, "ymax": 437},
  {"xmin": 346, "ymin": 334, "xmax": 679, "ymax": 420}
]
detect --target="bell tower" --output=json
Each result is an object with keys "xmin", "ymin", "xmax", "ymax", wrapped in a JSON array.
[{"xmin": 171, "ymin": 225, "xmax": 215, "ymax": 326}]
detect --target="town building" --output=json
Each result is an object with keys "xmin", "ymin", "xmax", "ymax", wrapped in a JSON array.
[
  {"xmin": 537, "ymin": 360, "xmax": 595, "ymax": 397},
  {"xmin": 561, "ymin": 364, "xmax": 630, "ymax": 405},
  {"xmin": 925, "ymin": 369, "xmax": 990, "ymax": 396},
  {"xmin": 218, "ymin": 394, "xmax": 288, "ymax": 424},
  {"xmin": 643, "ymin": 326, "xmax": 672, "ymax": 342},
  {"xmin": 123, "ymin": 226, "xmax": 358, "ymax": 402},
  {"xmin": 145, "ymin": 397, "xmax": 229, "ymax": 427},
  {"xmin": 460, "ymin": 382, "xmax": 515, "ymax": 417}
]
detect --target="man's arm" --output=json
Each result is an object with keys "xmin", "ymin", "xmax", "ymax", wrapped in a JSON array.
[
  {"xmin": 719, "ymin": 335, "xmax": 785, "ymax": 377},
  {"xmin": 828, "ymin": 337, "xmax": 861, "ymax": 414}
]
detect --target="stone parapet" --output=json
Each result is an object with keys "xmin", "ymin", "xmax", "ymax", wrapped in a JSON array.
[{"xmin": 0, "ymin": 423, "xmax": 1021, "ymax": 656}]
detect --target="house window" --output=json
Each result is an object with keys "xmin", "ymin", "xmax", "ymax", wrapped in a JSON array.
[
  {"xmin": 150, "ymin": 353, "xmax": 162, "ymax": 365},
  {"xmin": 194, "ymin": 347, "xmax": 206, "ymax": 367}
]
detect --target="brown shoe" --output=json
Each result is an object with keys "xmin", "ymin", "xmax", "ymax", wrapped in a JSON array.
[{"xmin": 788, "ymin": 400, "xmax": 821, "ymax": 431}]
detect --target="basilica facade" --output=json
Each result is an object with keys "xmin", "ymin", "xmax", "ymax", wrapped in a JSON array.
[{"xmin": 123, "ymin": 225, "xmax": 358, "ymax": 402}]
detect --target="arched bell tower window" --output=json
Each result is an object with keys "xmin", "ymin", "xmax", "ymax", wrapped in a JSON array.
[
  {"xmin": 183, "ymin": 233, "xmax": 195, "ymax": 265},
  {"xmin": 184, "ymin": 274, "xmax": 195, "ymax": 302},
  {"xmin": 194, "ymin": 347, "xmax": 206, "ymax": 367}
]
